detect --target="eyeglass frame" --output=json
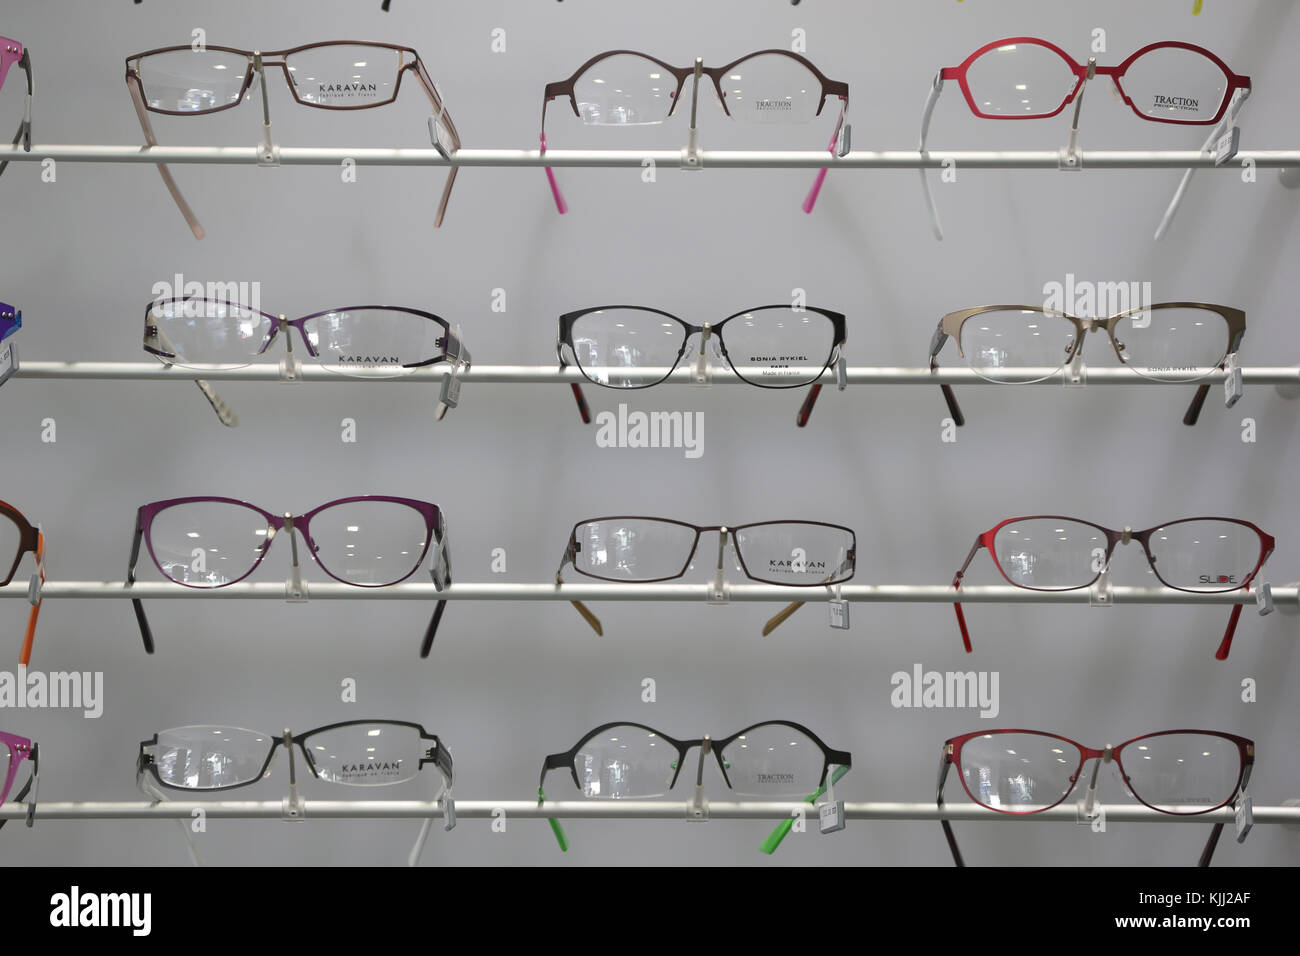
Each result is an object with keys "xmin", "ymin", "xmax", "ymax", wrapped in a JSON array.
[
  {"xmin": 557, "ymin": 304, "xmax": 847, "ymax": 427},
  {"xmin": 540, "ymin": 48, "xmax": 848, "ymax": 216},
  {"xmin": 928, "ymin": 302, "xmax": 1246, "ymax": 428},
  {"xmin": 0, "ymin": 731, "xmax": 38, "ymax": 830},
  {"xmin": 136, "ymin": 718, "xmax": 453, "ymax": 864},
  {"xmin": 125, "ymin": 494, "xmax": 452, "ymax": 658},
  {"xmin": 916, "ymin": 37, "xmax": 1252, "ymax": 241},
  {"xmin": 144, "ymin": 297, "xmax": 472, "ymax": 427},
  {"xmin": 137, "ymin": 719, "xmax": 453, "ymax": 794},
  {"xmin": 555, "ymin": 516, "xmax": 856, "ymax": 638},
  {"xmin": 936, "ymin": 727, "xmax": 1254, "ymax": 867},
  {"xmin": 0, "ymin": 499, "xmax": 44, "ymax": 668},
  {"xmin": 538, "ymin": 719, "xmax": 852, "ymax": 854},
  {"xmin": 124, "ymin": 40, "xmax": 462, "ymax": 239},
  {"xmin": 950, "ymin": 515, "xmax": 1275, "ymax": 661},
  {"xmin": 0, "ymin": 35, "xmax": 32, "ymax": 177}
]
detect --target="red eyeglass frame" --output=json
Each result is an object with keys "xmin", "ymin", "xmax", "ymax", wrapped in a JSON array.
[
  {"xmin": 951, "ymin": 515, "xmax": 1275, "ymax": 661},
  {"xmin": 944, "ymin": 728, "xmax": 1254, "ymax": 817},
  {"xmin": 941, "ymin": 37, "xmax": 1251, "ymax": 126}
]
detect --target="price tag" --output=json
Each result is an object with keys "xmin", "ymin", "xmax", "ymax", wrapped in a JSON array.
[
  {"xmin": 1223, "ymin": 354, "xmax": 1243, "ymax": 408},
  {"xmin": 0, "ymin": 341, "xmax": 17, "ymax": 388},
  {"xmin": 819, "ymin": 800, "xmax": 846, "ymax": 834},
  {"xmin": 1214, "ymin": 127, "xmax": 1241, "ymax": 166},
  {"xmin": 828, "ymin": 600, "xmax": 849, "ymax": 629},
  {"xmin": 1235, "ymin": 794, "xmax": 1253, "ymax": 843}
]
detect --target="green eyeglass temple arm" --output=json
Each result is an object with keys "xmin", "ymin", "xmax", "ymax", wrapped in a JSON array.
[
  {"xmin": 759, "ymin": 763, "xmax": 851, "ymax": 855},
  {"xmin": 538, "ymin": 786, "xmax": 570, "ymax": 851}
]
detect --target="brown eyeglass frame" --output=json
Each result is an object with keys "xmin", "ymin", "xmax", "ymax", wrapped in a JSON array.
[
  {"xmin": 124, "ymin": 40, "xmax": 461, "ymax": 239},
  {"xmin": 0, "ymin": 498, "xmax": 44, "ymax": 667},
  {"xmin": 930, "ymin": 302, "xmax": 1246, "ymax": 428},
  {"xmin": 540, "ymin": 49, "xmax": 848, "ymax": 215}
]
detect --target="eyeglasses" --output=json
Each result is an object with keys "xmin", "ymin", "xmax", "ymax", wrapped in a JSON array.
[
  {"xmin": 0, "ymin": 732, "xmax": 37, "ymax": 831},
  {"xmin": 929, "ymin": 302, "xmax": 1246, "ymax": 427},
  {"xmin": 540, "ymin": 49, "xmax": 848, "ymax": 215},
  {"xmin": 0, "ymin": 36, "xmax": 32, "ymax": 178},
  {"xmin": 918, "ymin": 38, "xmax": 1252, "ymax": 238},
  {"xmin": 555, "ymin": 516, "xmax": 856, "ymax": 636},
  {"xmin": 137, "ymin": 719, "xmax": 453, "ymax": 865},
  {"xmin": 558, "ymin": 304, "xmax": 847, "ymax": 427},
  {"xmin": 0, "ymin": 499, "xmax": 44, "ymax": 667},
  {"xmin": 126, "ymin": 495, "xmax": 452, "ymax": 658},
  {"xmin": 937, "ymin": 728, "xmax": 1253, "ymax": 866},
  {"xmin": 951, "ymin": 516, "xmax": 1275, "ymax": 660},
  {"xmin": 144, "ymin": 297, "xmax": 472, "ymax": 427},
  {"xmin": 124, "ymin": 41, "xmax": 461, "ymax": 239},
  {"xmin": 538, "ymin": 720, "xmax": 851, "ymax": 854}
]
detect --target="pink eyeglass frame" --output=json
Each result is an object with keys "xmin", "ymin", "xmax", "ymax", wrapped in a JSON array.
[{"xmin": 941, "ymin": 37, "xmax": 1251, "ymax": 126}]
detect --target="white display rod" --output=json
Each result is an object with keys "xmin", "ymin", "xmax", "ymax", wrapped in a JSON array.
[
  {"xmin": 0, "ymin": 581, "xmax": 1292, "ymax": 607},
  {"xmin": 1, "ymin": 800, "xmax": 1295, "ymax": 824},
  {"xmin": 2, "ymin": 144, "xmax": 1300, "ymax": 171},
  {"xmin": 11, "ymin": 362, "xmax": 1300, "ymax": 387}
]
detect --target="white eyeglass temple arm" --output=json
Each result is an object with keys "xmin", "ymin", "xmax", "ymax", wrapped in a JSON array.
[
  {"xmin": 917, "ymin": 73, "xmax": 946, "ymax": 240},
  {"xmin": 1154, "ymin": 87, "xmax": 1252, "ymax": 241}
]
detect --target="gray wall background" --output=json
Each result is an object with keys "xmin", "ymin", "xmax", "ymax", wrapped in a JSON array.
[{"xmin": 0, "ymin": 0, "xmax": 1296, "ymax": 866}]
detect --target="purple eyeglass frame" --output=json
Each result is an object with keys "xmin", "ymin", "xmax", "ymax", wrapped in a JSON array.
[
  {"xmin": 0, "ymin": 730, "xmax": 37, "ymax": 830},
  {"xmin": 126, "ymin": 495, "xmax": 451, "ymax": 658},
  {"xmin": 0, "ymin": 301, "xmax": 19, "ymax": 343}
]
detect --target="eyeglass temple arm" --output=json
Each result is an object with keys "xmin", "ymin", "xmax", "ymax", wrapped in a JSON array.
[
  {"xmin": 1154, "ymin": 86, "xmax": 1251, "ymax": 241},
  {"xmin": 795, "ymin": 343, "xmax": 847, "ymax": 428},
  {"xmin": 434, "ymin": 330, "xmax": 471, "ymax": 421},
  {"xmin": 148, "ymin": 317, "xmax": 238, "ymax": 427},
  {"xmin": 1199, "ymin": 763, "xmax": 1253, "ymax": 865},
  {"xmin": 759, "ymin": 762, "xmax": 851, "ymax": 854},
  {"xmin": 951, "ymin": 536, "xmax": 984, "ymax": 653},
  {"xmin": 19, "ymin": 530, "xmax": 44, "ymax": 667},
  {"xmin": 929, "ymin": 321, "xmax": 966, "ymax": 426},
  {"xmin": 540, "ymin": 91, "xmax": 571, "ymax": 214},
  {"xmin": 414, "ymin": 58, "xmax": 460, "ymax": 228},
  {"xmin": 761, "ymin": 550, "xmax": 856, "ymax": 636},
  {"xmin": 126, "ymin": 510, "xmax": 156, "ymax": 655},
  {"xmin": 419, "ymin": 515, "xmax": 452, "ymax": 658},
  {"xmin": 801, "ymin": 96, "xmax": 847, "ymax": 214},
  {"xmin": 0, "ymin": 48, "xmax": 32, "ymax": 179},
  {"xmin": 555, "ymin": 539, "xmax": 603, "ymax": 635},
  {"xmin": 936, "ymin": 748, "xmax": 965, "ymax": 866},
  {"xmin": 917, "ymin": 72, "xmax": 946, "ymax": 240},
  {"xmin": 136, "ymin": 757, "xmax": 204, "ymax": 865},
  {"xmin": 538, "ymin": 757, "xmax": 571, "ymax": 851},
  {"xmin": 126, "ymin": 72, "xmax": 205, "ymax": 240},
  {"xmin": 556, "ymin": 341, "xmax": 592, "ymax": 424},
  {"xmin": 406, "ymin": 743, "xmax": 455, "ymax": 866}
]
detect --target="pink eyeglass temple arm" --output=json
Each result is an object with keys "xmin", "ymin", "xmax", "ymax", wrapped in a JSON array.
[{"xmin": 802, "ymin": 98, "xmax": 847, "ymax": 214}]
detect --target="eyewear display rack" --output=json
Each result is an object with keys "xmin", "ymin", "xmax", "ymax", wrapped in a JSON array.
[
  {"xmin": 1, "ymin": 581, "xmax": 1294, "ymax": 607},
  {"xmin": 3, "ymin": 144, "xmax": 1300, "ymax": 173},
  {"xmin": 2, "ymin": 800, "xmax": 1298, "ymax": 825},
  {"xmin": 10, "ymin": 363, "xmax": 1300, "ymax": 388}
]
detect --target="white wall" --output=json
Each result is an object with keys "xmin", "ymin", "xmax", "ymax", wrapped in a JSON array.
[{"xmin": 0, "ymin": 0, "xmax": 1296, "ymax": 866}]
